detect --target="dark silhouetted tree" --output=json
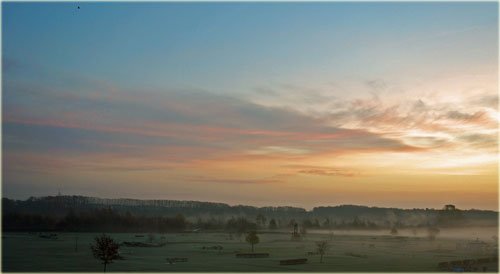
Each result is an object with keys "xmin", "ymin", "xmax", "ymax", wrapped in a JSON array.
[
  {"xmin": 90, "ymin": 234, "xmax": 120, "ymax": 272},
  {"xmin": 390, "ymin": 227, "xmax": 398, "ymax": 235},
  {"xmin": 316, "ymin": 241, "xmax": 329, "ymax": 263},
  {"xmin": 245, "ymin": 230, "xmax": 259, "ymax": 252},
  {"xmin": 269, "ymin": 219, "xmax": 277, "ymax": 229}
]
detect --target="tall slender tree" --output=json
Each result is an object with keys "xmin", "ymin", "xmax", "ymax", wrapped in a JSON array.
[
  {"xmin": 245, "ymin": 231, "xmax": 259, "ymax": 252},
  {"xmin": 316, "ymin": 241, "xmax": 330, "ymax": 263}
]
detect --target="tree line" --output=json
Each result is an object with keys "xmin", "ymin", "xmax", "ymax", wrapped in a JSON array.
[
  {"xmin": 3, "ymin": 208, "xmax": 188, "ymax": 232},
  {"xmin": 3, "ymin": 196, "xmax": 497, "ymax": 232},
  {"xmin": 3, "ymin": 207, "xmax": 406, "ymax": 233}
]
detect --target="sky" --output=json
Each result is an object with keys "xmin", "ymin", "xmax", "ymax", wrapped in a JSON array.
[{"xmin": 2, "ymin": 2, "xmax": 499, "ymax": 210}]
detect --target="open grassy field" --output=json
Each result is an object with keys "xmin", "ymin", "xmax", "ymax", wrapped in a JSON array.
[{"xmin": 2, "ymin": 229, "xmax": 498, "ymax": 272}]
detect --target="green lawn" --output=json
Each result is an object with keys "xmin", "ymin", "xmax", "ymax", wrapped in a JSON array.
[{"xmin": 2, "ymin": 230, "xmax": 497, "ymax": 272}]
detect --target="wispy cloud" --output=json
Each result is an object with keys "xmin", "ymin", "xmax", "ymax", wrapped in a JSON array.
[
  {"xmin": 184, "ymin": 175, "xmax": 284, "ymax": 185},
  {"xmin": 298, "ymin": 168, "xmax": 357, "ymax": 177}
]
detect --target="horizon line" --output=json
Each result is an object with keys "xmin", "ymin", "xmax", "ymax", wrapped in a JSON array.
[{"xmin": 4, "ymin": 194, "xmax": 498, "ymax": 212}]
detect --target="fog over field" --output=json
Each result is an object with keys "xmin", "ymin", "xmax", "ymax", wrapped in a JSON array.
[
  {"xmin": 2, "ymin": 195, "xmax": 498, "ymax": 272},
  {"xmin": 312, "ymin": 227, "xmax": 498, "ymax": 240}
]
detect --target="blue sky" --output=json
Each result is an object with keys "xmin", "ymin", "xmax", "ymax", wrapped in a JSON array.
[
  {"xmin": 2, "ymin": 2, "xmax": 498, "ymax": 209},
  {"xmin": 3, "ymin": 2, "xmax": 497, "ymax": 92}
]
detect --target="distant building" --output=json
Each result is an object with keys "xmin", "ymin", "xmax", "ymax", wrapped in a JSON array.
[{"xmin": 444, "ymin": 204, "xmax": 456, "ymax": 211}]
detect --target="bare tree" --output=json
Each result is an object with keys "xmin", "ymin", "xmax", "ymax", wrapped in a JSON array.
[
  {"xmin": 90, "ymin": 234, "xmax": 120, "ymax": 272},
  {"xmin": 245, "ymin": 231, "xmax": 259, "ymax": 252},
  {"xmin": 316, "ymin": 241, "xmax": 330, "ymax": 263}
]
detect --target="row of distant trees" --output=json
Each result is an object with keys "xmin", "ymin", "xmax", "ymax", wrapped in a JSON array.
[
  {"xmin": 3, "ymin": 209, "xmax": 267, "ymax": 233},
  {"xmin": 3, "ymin": 208, "xmax": 188, "ymax": 232},
  {"xmin": 5, "ymin": 197, "xmax": 495, "ymax": 231},
  {"xmin": 198, "ymin": 215, "xmax": 433, "ymax": 231},
  {"xmin": 3, "ymin": 211, "xmax": 381, "ymax": 233},
  {"xmin": 3, "ymin": 206, "xmax": 471, "ymax": 233},
  {"xmin": 2, "ymin": 196, "xmax": 307, "ymax": 218}
]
